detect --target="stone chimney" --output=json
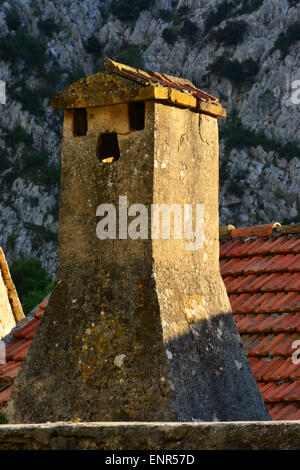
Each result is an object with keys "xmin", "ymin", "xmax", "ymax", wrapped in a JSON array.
[{"xmin": 7, "ymin": 60, "xmax": 270, "ymax": 423}]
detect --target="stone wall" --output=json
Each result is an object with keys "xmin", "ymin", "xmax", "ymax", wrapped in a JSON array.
[{"xmin": 0, "ymin": 421, "xmax": 300, "ymax": 450}]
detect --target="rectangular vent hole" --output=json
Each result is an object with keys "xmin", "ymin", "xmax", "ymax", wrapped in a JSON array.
[
  {"xmin": 73, "ymin": 108, "xmax": 87, "ymax": 136},
  {"xmin": 97, "ymin": 132, "xmax": 120, "ymax": 163},
  {"xmin": 129, "ymin": 102, "xmax": 145, "ymax": 131}
]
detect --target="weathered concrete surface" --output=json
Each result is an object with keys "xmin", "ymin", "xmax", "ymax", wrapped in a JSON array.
[
  {"xmin": 0, "ymin": 421, "xmax": 299, "ymax": 450},
  {"xmin": 7, "ymin": 66, "xmax": 270, "ymax": 423}
]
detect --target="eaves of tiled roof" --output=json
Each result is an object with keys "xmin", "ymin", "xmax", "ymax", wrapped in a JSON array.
[
  {"xmin": 1, "ymin": 222, "xmax": 300, "ymax": 420},
  {"xmin": 0, "ymin": 296, "xmax": 49, "ymax": 408},
  {"xmin": 220, "ymin": 222, "xmax": 300, "ymax": 420}
]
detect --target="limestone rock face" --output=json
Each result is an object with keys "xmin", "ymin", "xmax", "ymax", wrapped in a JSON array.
[{"xmin": 0, "ymin": 0, "xmax": 299, "ymax": 274}]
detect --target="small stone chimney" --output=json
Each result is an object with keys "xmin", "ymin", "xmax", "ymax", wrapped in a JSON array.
[{"xmin": 7, "ymin": 60, "xmax": 270, "ymax": 423}]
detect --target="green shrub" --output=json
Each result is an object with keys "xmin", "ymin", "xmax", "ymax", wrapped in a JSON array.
[
  {"xmin": 205, "ymin": 0, "xmax": 264, "ymax": 33},
  {"xmin": 163, "ymin": 19, "xmax": 198, "ymax": 45},
  {"xmin": 84, "ymin": 36, "xmax": 102, "ymax": 57},
  {"xmin": 274, "ymin": 188, "xmax": 284, "ymax": 199},
  {"xmin": 209, "ymin": 57, "xmax": 259, "ymax": 84},
  {"xmin": 24, "ymin": 223, "xmax": 58, "ymax": 242},
  {"xmin": 7, "ymin": 234, "xmax": 17, "ymax": 249},
  {"xmin": 0, "ymin": 411, "xmax": 8, "ymax": 424},
  {"xmin": 10, "ymin": 258, "xmax": 53, "ymax": 315},
  {"xmin": 22, "ymin": 289, "xmax": 50, "ymax": 315},
  {"xmin": 270, "ymin": 22, "xmax": 300, "ymax": 58},
  {"xmin": 5, "ymin": 7, "xmax": 21, "ymax": 31},
  {"xmin": 205, "ymin": 2, "xmax": 236, "ymax": 32},
  {"xmin": 177, "ymin": 5, "xmax": 189, "ymax": 16},
  {"xmin": 10, "ymin": 87, "xmax": 44, "ymax": 117},
  {"xmin": 238, "ymin": 0, "xmax": 264, "ymax": 15},
  {"xmin": 22, "ymin": 149, "xmax": 49, "ymax": 171},
  {"xmin": 20, "ymin": 155, "xmax": 60, "ymax": 188},
  {"xmin": 221, "ymin": 110, "xmax": 300, "ymax": 160},
  {"xmin": 159, "ymin": 9, "xmax": 174, "ymax": 22},
  {"xmin": 4, "ymin": 125, "xmax": 33, "ymax": 148},
  {"xmin": 162, "ymin": 27, "xmax": 177, "ymax": 45},
  {"xmin": 0, "ymin": 31, "xmax": 47, "ymax": 72},
  {"xmin": 28, "ymin": 196, "xmax": 39, "ymax": 207},
  {"xmin": 42, "ymin": 162, "xmax": 61, "ymax": 186},
  {"xmin": 50, "ymin": 201, "xmax": 59, "ymax": 221},
  {"xmin": 214, "ymin": 20, "xmax": 247, "ymax": 46},
  {"xmin": 115, "ymin": 44, "xmax": 143, "ymax": 68},
  {"xmin": 111, "ymin": 0, "xmax": 154, "ymax": 22},
  {"xmin": 180, "ymin": 19, "xmax": 199, "ymax": 42},
  {"xmin": 1, "ymin": 170, "xmax": 18, "ymax": 188},
  {"xmin": 0, "ymin": 154, "xmax": 10, "ymax": 172},
  {"xmin": 289, "ymin": 0, "xmax": 299, "ymax": 6},
  {"xmin": 38, "ymin": 18, "xmax": 60, "ymax": 37},
  {"xmin": 228, "ymin": 179, "xmax": 245, "ymax": 197},
  {"xmin": 67, "ymin": 66, "xmax": 86, "ymax": 84}
]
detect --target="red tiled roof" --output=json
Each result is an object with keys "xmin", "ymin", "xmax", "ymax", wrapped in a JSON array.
[
  {"xmin": 0, "ymin": 297, "xmax": 49, "ymax": 409},
  {"xmin": 104, "ymin": 59, "xmax": 219, "ymax": 103},
  {"xmin": 221, "ymin": 223, "xmax": 300, "ymax": 421},
  {"xmin": 1, "ymin": 223, "xmax": 300, "ymax": 421}
]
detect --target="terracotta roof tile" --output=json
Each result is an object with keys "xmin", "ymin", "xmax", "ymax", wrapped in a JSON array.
[
  {"xmin": 267, "ymin": 403, "xmax": 287, "ymax": 419},
  {"xmin": 39, "ymin": 297, "xmax": 49, "ymax": 311},
  {"xmin": 230, "ymin": 223, "xmax": 281, "ymax": 239},
  {"xmin": 6, "ymin": 339, "xmax": 32, "ymax": 361},
  {"xmin": 268, "ymin": 403, "xmax": 300, "ymax": 420},
  {"xmin": 220, "ymin": 228, "xmax": 300, "ymax": 419},
  {"xmin": 0, "ymin": 363, "xmax": 21, "ymax": 380},
  {"xmin": 221, "ymin": 254, "xmax": 300, "ymax": 277},
  {"xmin": 104, "ymin": 58, "xmax": 219, "ymax": 103},
  {"xmin": 0, "ymin": 386, "xmax": 12, "ymax": 406},
  {"xmin": 229, "ymin": 292, "xmax": 300, "ymax": 314},
  {"xmin": 220, "ymin": 239, "xmax": 242, "ymax": 258},
  {"xmin": 243, "ymin": 333, "xmax": 298, "ymax": 356},
  {"xmin": 12, "ymin": 317, "xmax": 40, "ymax": 340},
  {"xmin": 249, "ymin": 356, "xmax": 300, "ymax": 381},
  {"xmin": 220, "ymin": 236, "xmax": 300, "ymax": 259},
  {"xmin": 272, "ymin": 381, "xmax": 300, "ymax": 402},
  {"xmin": 225, "ymin": 273, "xmax": 300, "ymax": 294},
  {"xmin": 0, "ymin": 294, "xmax": 49, "ymax": 409},
  {"xmin": 0, "ymin": 362, "xmax": 18, "ymax": 377}
]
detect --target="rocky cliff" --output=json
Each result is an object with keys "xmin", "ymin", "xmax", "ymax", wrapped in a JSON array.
[{"xmin": 0, "ymin": 0, "xmax": 299, "ymax": 276}]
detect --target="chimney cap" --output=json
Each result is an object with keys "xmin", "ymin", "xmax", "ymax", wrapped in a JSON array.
[{"xmin": 51, "ymin": 59, "xmax": 226, "ymax": 119}]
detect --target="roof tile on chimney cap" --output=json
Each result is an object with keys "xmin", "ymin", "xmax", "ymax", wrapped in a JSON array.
[
  {"xmin": 51, "ymin": 59, "xmax": 226, "ymax": 119},
  {"xmin": 275, "ymin": 224, "xmax": 300, "ymax": 235},
  {"xmin": 230, "ymin": 223, "xmax": 281, "ymax": 239},
  {"xmin": 219, "ymin": 225, "xmax": 236, "ymax": 237}
]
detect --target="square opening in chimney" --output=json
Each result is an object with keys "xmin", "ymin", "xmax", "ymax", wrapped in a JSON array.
[
  {"xmin": 97, "ymin": 132, "xmax": 120, "ymax": 163},
  {"xmin": 73, "ymin": 108, "xmax": 87, "ymax": 136},
  {"xmin": 128, "ymin": 102, "xmax": 145, "ymax": 131}
]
